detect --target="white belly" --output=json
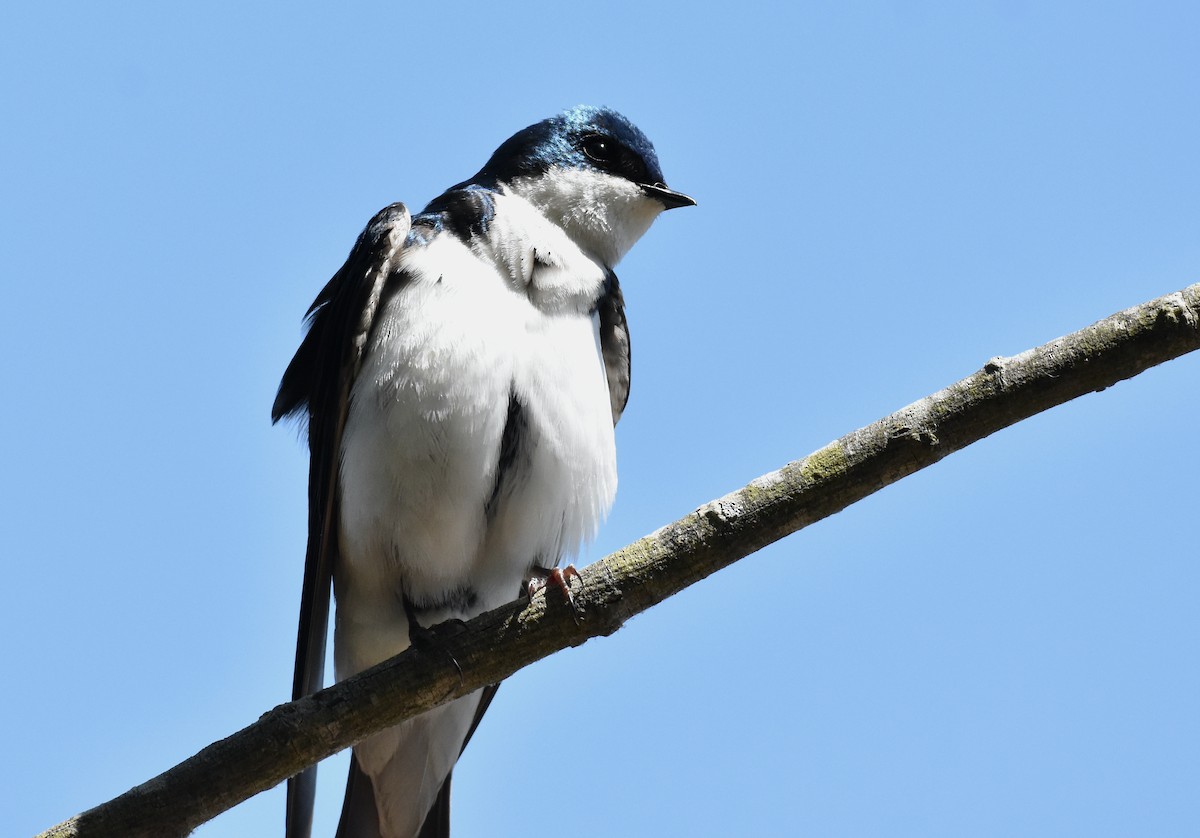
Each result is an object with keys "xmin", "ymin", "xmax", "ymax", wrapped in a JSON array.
[
  {"xmin": 335, "ymin": 231, "xmax": 617, "ymax": 676},
  {"xmin": 331, "ymin": 218, "xmax": 619, "ymax": 838}
]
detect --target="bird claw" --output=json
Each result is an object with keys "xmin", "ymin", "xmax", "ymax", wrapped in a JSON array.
[
  {"xmin": 527, "ymin": 565, "xmax": 584, "ymax": 624},
  {"xmin": 411, "ymin": 617, "xmax": 469, "ymax": 645},
  {"xmin": 404, "ymin": 598, "xmax": 467, "ymax": 684}
]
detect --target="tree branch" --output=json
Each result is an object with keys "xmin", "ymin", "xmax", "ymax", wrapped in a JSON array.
[{"xmin": 38, "ymin": 283, "xmax": 1200, "ymax": 838}]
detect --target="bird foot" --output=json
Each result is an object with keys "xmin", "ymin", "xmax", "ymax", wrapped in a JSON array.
[
  {"xmin": 403, "ymin": 598, "xmax": 467, "ymax": 684},
  {"xmin": 527, "ymin": 565, "xmax": 583, "ymax": 624},
  {"xmin": 409, "ymin": 617, "xmax": 469, "ymax": 646}
]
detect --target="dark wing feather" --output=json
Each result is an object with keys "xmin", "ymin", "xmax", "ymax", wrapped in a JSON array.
[
  {"xmin": 273, "ymin": 202, "xmax": 412, "ymax": 838},
  {"xmin": 596, "ymin": 270, "xmax": 631, "ymax": 425}
]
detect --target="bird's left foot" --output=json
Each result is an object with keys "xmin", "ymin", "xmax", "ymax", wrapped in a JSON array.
[
  {"xmin": 527, "ymin": 565, "xmax": 584, "ymax": 624},
  {"xmin": 403, "ymin": 597, "xmax": 469, "ymax": 683},
  {"xmin": 404, "ymin": 596, "xmax": 469, "ymax": 645}
]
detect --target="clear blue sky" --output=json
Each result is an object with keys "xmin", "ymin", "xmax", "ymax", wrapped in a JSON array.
[{"xmin": 4, "ymin": 3, "xmax": 1198, "ymax": 836}]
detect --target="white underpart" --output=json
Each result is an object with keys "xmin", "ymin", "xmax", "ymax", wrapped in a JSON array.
[{"xmin": 335, "ymin": 175, "xmax": 665, "ymax": 838}]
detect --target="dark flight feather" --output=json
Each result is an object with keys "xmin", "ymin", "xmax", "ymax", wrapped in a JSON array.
[{"xmin": 274, "ymin": 203, "xmax": 412, "ymax": 838}]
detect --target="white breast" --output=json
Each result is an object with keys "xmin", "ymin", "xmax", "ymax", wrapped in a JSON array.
[
  {"xmin": 335, "ymin": 198, "xmax": 618, "ymax": 678},
  {"xmin": 330, "ymin": 187, "xmax": 632, "ymax": 837}
]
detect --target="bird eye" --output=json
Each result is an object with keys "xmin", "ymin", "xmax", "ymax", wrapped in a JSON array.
[{"xmin": 582, "ymin": 135, "xmax": 617, "ymax": 164}]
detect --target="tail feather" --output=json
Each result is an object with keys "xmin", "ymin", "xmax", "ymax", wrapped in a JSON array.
[{"xmin": 335, "ymin": 754, "xmax": 382, "ymax": 838}]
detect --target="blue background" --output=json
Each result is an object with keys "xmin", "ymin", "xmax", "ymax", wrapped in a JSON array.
[{"xmin": 4, "ymin": 3, "xmax": 1198, "ymax": 836}]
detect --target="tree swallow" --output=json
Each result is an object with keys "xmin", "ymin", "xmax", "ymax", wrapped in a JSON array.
[{"xmin": 273, "ymin": 105, "xmax": 694, "ymax": 838}]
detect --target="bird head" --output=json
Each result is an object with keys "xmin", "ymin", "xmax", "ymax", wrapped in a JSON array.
[{"xmin": 472, "ymin": 105, "xmax": 695, "ymax": 266}]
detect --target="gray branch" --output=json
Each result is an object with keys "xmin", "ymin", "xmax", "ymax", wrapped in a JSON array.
[{"xmin": 37, "ymin": 283, "xmax": 1200, "ymax": 838}]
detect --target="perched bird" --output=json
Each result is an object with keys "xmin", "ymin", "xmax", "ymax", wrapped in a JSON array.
[{"xmin": 272, "ymin": 105, "xmax": 694, "ymax": 838}]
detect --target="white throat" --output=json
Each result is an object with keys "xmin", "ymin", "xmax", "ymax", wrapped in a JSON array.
[{"xmin": 508, "ymin": 167, "xmax": 665, "ymax": 268}]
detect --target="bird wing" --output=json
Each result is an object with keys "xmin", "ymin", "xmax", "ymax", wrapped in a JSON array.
[
  {"xmin": 272, "ymin": 203, "xmax": 413, "ymax": 838},
  {"xmin": 597, "ymin": 270, "xmax": 631, "ymax": 425}
]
